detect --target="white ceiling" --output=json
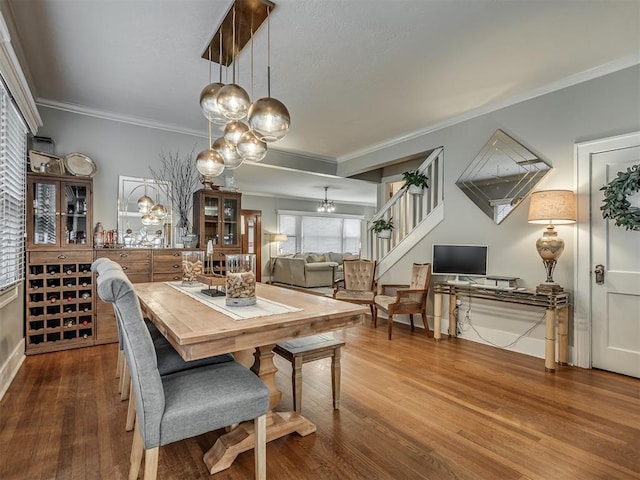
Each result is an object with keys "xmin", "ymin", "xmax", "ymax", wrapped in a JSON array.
[{"xmin": 6, "ymin": 0, "xmax": 639, "ymax": 205}]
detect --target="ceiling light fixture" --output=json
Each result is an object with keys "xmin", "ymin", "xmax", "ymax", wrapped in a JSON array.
[
  {"xmin": 317, "ymin": 187, "xmax": 335, "ymax": 213},
  {"xmin": 198, "ymin": 0, "xmax": 288, "ymax": 177}
]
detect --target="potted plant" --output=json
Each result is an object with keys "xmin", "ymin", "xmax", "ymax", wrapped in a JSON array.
[
  {"xmin": 372, "ymin": 217, "xmax": 394, "ymax": 239},
  {"xmin": 402, "ymin": 170, "xmax": 430, "ymax": 195}
]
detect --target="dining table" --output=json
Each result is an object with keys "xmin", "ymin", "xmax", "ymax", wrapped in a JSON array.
[{"xmin": 134, "ymin": 281, "xmax": 367, "ymax": 474}]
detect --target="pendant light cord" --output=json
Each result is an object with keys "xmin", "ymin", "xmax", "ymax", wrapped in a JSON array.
[{"xmin": 267, "ymin": 6, "xmax": 271, "ymax": 98}]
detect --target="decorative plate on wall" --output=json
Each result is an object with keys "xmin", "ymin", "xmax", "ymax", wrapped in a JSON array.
[{"xmin": 63, "ymin": 152, "xmax": 97, "ymax": 177}]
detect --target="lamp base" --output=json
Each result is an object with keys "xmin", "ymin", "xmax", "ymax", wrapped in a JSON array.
[{"xmin": 536, "ymin": 282, "xmax": 564, "ymax": 294}]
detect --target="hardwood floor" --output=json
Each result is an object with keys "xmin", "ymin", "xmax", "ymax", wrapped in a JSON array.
[{"xmin": 1, "ymin": 320, "xmax": 639, "ymax": 479}]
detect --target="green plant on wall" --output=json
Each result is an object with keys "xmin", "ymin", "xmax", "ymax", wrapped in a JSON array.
[{"xmin": 600, "ymin": 164, "xmax": 640, "ymax": 231}]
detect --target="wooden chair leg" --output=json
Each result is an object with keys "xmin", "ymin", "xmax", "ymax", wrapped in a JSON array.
[
  {"xmin": 254, "ymin": 414, "xmax": 266, "ymax": 480},
  {"xmin": 331, "ymin": 348, "xmax": 341, "ymax": 409},
  {"xmin": 143, "ymin": 447, "xmax": 159, "ymax": 480},
  {"xmin": 421, "ymin": 312, "xmax": 431, "ymax": 337},
  {"xmin": 409, "ymin": 314, "xmax": 415, "ymax": 332},
  {"xmin": 116, "ymin": 349, "xmax": 123, "ymax": 379},
  {"xmin": 369, "ymin": 304, "xmax": 374, "ymax": 319},
  {"xmin": 129, "ymin": 420, "xmax": 144, "ymax": 480},
  {"xmin": 292, "ymin": 356, "xmax": 303, "ymax": 413},
  {"xmin": 388, "ymin": 314, "xmax": 393, "ymax": 340},
  {"xmin": 372, "ymin": 307, "xmax": 378, "ymax": 328},
  {"xmin": 125, "ymin": 381, "xmax": 136, "ymax": 431},
  {"xmin": 121, "ymin": 363, "xmax": 131, "ymax": 401}
]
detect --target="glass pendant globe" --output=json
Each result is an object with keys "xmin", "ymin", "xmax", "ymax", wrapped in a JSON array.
[
  {"xmin": 236, "ymin": 130, "xmax": 267, "ymax": 163},
  {"xmin": 199, "ymin": 82, "xmax": 227, "ymax": 125},
  {"xmin": 213, "ymin": 137, "xmax": 244, "ymax": 170},
  {"xmin": 224, "ymin": 121, "xmax": 249, "ymax": 146},
  {"xmin": 137, "ymin": 195, "xmax": 154, "ymax": 214},
  {"xmin": 216, "ymin": 83, "xmax": 250, "ymax": 120},
  {"xmin": 195, "ymin": 148, "xmax": 225, "ymax": 177},
  {"xmin": 248, "ymin": 97, "xmax": 290, "ymax": 142},
  {"xmin": 141, "ymin": 213, "xmax": 155, "ymax": 226},
  {"xmin": 150, "ymin": 203, "xmax": 168, "ymax": 220}
]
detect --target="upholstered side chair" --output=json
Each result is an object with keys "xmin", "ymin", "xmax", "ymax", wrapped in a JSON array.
[
  {"xmin": 333, "ymin": 259, "xmax": 377, "ymax": 319},
  {"xmin": 96, "ymin": 269, "xmax": 269, "ymax": 480},
  {"xmin": 374, "ymin": 263, "xmax": 432, "ymax": 340},
  {"xmin": 92, "ymin": 259, "xmax": 235, "ymax": 432}
]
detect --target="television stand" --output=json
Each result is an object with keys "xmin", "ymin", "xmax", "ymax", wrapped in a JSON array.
[{"xmin": 432, "ymin": 282, "xmax": 570, "ymax": 372}]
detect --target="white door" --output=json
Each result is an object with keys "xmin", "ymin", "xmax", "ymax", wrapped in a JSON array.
[{"xmin": 576, "ymin": 132, "xmax": 640, "ymax": 378}]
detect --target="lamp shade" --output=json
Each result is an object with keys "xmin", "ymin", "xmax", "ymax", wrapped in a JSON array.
[
  {"xmin": 273, "ymin": 234, "xmax": 287, "ymax": 242},
  {"xmin": 528, "ymin": 190, "xmax": 576, "ymax": 224}
]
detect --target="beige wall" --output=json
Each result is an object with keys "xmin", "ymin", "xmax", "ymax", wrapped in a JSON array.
[{"xmin": 0, "ymin": 284, "xmax": 25, "ymax": 399}]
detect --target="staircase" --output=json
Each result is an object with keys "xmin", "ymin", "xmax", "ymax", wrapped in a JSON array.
[{"xmin": 367, "ymin": 147, "xmax": 444, "ymax": 277}]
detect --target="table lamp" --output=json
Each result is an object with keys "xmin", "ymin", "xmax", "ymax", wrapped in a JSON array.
[{"xmin": 528, "ymin": 190, "xmax": 576, "ymax": 293}]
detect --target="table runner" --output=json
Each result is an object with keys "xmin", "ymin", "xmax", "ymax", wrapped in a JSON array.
[{"xmin": 165, "ymin": 282, "xmax": 302, "ymax": 320}]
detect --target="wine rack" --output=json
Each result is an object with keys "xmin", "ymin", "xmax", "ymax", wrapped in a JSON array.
[{"xmin": 26, "ymin": 251, "xmax": 95, "ymax": 354}]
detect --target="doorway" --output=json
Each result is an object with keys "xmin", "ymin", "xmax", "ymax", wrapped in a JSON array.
[
  {"xmin": 241, "ymin": 210, "xmax": 262, "ymax": 282},
  {"xmin": 576, "ymin": 132, "xmax": 640, "ymax": 378}
]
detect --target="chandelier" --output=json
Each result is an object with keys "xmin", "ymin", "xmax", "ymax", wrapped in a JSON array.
[
  {"xmin": 196, "ymin": 0, "xmax": 290, "ymax": 186},
  {"xmin": 317, "ymin": 187, "xmax": 335, "ymax": 213}
]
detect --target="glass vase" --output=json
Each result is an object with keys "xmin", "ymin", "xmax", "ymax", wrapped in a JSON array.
[
  {"xmin": 225, "ymin": 254, "xmax": 256, "ymax": 306},
  {"xmin": 182, "ymin": 251, "xmax": 204, "ymax": 285}
]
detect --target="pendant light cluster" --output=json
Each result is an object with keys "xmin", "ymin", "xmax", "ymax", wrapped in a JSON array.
[
  {"xmin": 137, "ymin": 183, "xmax": 168, "ymax": 226},
  {"xmin": 196, "ymin": 0, "xmax": 290, "ymax": 188},
  {"xmin": 317, "ymin": 187, "xmax": 336, "ymax": 213}
]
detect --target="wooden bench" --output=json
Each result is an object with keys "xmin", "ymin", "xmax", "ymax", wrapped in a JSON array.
[{"xmin": 273, "ymin": 333, "xmax": 346, "ymax": 413}]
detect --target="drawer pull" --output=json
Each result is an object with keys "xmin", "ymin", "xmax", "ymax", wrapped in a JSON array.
[
  {"xmin": 173, "ymin": 276, "xmax": 180, "ymax": 280},
  {"xmin": 172, "ymin": 253, "xmax": 180, "ymax": 257},
  {"xmin": 57, "ymin": 254, "xmax": 67, "ymax": 259},
  {"xmin": 121, "ymin": 266, "xmax": 128, "ymax": 270},
  {"xmin": 173, "ymin": 264, "xmax": 180, "ymax": 269},
  {"xmin": 120, "ymin": 253, "xmax": 129, "ymax": 258}
]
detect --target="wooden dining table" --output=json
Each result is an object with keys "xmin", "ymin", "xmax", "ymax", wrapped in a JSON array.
[{"xmin": 134, "ymin": 281, "xmax": 367, "ymax": 474}]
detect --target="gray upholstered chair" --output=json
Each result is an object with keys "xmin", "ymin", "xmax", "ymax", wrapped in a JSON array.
[
  {"xmin": 374, "ymin": 263, "xmax": 432, "ymax": 340},
  {"xmin": 92, "ymin": 258, "xmax": 235, "ymax": 431},
  {"xmin": 97, "ymin": 269, "xmax": 269, "ymax": 480}
]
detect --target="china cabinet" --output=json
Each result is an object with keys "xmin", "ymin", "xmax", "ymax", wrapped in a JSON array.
[
  {"xmin": 25, "ymin": 174, "xmax": 95, "ymax": 354},
  {"xmin": 26, "ymin": 174, "xmax": 93, "ymax": 249},
  {"xmin": 192, "ymin": 189, "xmax": 242, "ymax": 273}
]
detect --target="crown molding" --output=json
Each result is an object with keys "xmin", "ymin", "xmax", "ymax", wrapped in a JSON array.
[{"xmin": 338, "ymin": 55, "xmax": 640, "ymax": 163}]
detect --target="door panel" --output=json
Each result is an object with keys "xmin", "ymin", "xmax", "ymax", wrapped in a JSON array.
[{"xmin": 590, "ymin": 145, "xmax": 640, "ymax": 378}]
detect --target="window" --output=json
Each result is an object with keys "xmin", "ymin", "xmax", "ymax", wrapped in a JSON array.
[
  {"xmin": 277, "ymin": 211, "xmax": 363, "ymax": 254},
  {"xmin": 0, "ymin": 82, "xmax": 27, "ymax": 291}
]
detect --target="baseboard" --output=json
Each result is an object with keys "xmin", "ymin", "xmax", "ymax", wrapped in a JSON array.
[
  {"xmin": 381, "ymin": 313, "xmax": 571, "ymax": 363},
  {"xmin": 0, "ymin": 339, "xmax": 25, "ymax": 401}
]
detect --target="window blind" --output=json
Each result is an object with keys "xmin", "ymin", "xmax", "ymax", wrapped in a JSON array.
[
  {"xmin": 278, "ymin": 213, "xmax": 362, "ymax": 255},
  {"xmin": 0, "ymin": 82, "xmax": 27, "ymax": 290}
]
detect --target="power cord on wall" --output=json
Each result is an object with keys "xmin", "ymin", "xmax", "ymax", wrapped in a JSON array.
[{"xmin": 456, "ymin": 294, "xmax": 546, "ymax": 349}]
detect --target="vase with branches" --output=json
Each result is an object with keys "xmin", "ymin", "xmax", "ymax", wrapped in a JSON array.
[{"xmin": 149, "ymin": 147, "xmax": 200, "ymax": 238}]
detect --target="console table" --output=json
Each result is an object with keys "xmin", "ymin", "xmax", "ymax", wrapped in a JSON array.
[{"xmin": 433, "ymin": 283, "xmax": 570, "ymax": 372}]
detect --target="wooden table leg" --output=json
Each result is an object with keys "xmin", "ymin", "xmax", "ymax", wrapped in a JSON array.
[
  {"xmin": 557, "ymin": 306, "xmax": 568, "ymax": 365},
  {"xmin": 545, "ymin": 308, "xmax": 556, "ymax": 372},
  {"xmin": 433, "ymin": 292, "xmax": 442, "ymax": 341},
  {"xmin": 203, "ymin": 344, "xmax": 316, "ymax": 474}
]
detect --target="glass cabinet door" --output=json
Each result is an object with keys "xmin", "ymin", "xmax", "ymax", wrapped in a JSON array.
[
  {"xmin": 31, "ymin": 180, "xmax": 58, "ymax": 246},
  {"xmin": 222, "ymin": 197, "xmax": 239, "ymax": 246},
  {"xmin": 63, "ymin": 184, "xmax": 89, "ymax": 246},
  {"xmin": 203, "ymin": 195, "xmax": 220, "ymax": 245}
]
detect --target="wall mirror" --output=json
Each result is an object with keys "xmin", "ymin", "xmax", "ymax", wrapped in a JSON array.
[
  {"xmin": 456, "ymin": 130, "xmax": 551, "ymax": 224},
  {"xmin": 117, "ymin": 176, "xmax": 172, "ymax": 247}
]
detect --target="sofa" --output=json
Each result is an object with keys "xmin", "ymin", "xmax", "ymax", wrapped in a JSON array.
[{"xmin": 271, "ymin": 252, "xmax": 358, "ymax": 288}]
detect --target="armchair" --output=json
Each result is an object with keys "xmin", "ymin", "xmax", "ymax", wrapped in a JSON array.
[
  {"xmin": 374, "ymin": 263, "xmax": 432, "ymax": 340},
  {"xmin": 333, "ymin": 259, "xmax": 377, "ymax": 318}
]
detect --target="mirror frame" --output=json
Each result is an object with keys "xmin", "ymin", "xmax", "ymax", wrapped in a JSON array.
[
  {"xmin": 456, "ymin": 130, "xmax": 551, "ymax": 224},
  {"xmin": 117, "ymin": 175, "xmax": 172, "ymax": 246}
]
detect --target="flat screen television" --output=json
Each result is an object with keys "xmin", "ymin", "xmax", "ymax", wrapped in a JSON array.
[{"xmin": 432, "ymin": 244, "xmax": 488, "ymax": 284}]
